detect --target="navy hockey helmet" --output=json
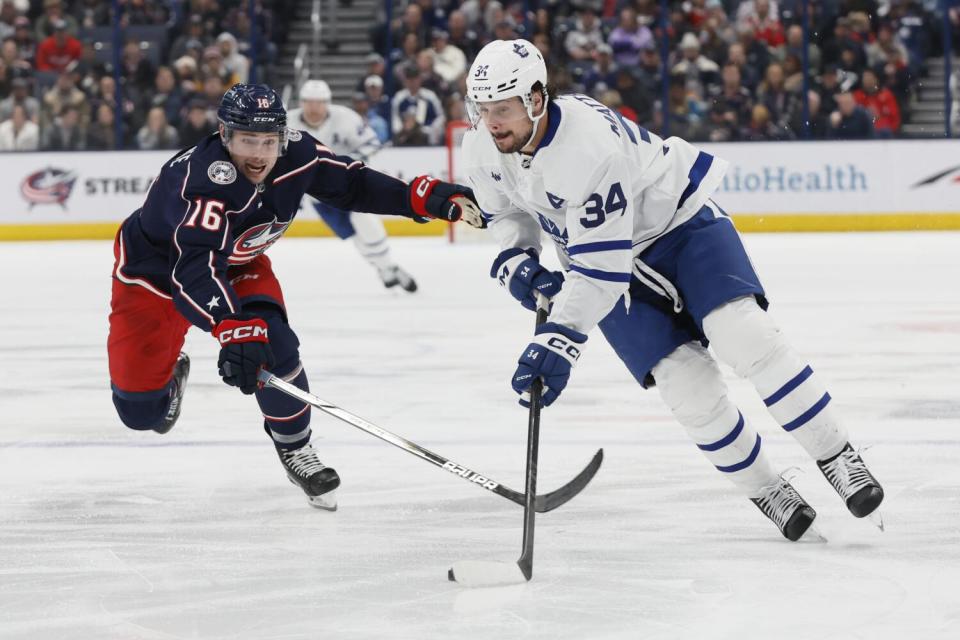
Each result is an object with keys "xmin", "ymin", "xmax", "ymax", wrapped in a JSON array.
[{"xmin": 217, "ymin": 83, "xmax": 289, "ymax": 155}]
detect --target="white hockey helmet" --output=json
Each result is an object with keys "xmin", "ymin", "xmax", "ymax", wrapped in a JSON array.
[
  {"xmin": 299, "ymin": 79, "xmax": 332, "ymax": 102},
  {"xmin": 465, "ymin": 39, "xmax": 548, "ymax": 130}
]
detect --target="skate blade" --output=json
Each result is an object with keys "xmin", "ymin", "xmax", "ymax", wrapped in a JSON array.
[
  {"xmin": 800, "ymin": 523, "xmax": 828, "ymax": 543},
  {"xmin": 307, "ymin": 489, "xmax": 338, "ymax": 511},
  {"xmin": 866, "ymin": 510, "xmax": 884, "ymax": 532}
]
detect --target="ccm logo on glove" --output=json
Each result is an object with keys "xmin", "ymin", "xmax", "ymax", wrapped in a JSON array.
[
  {"xmin": 216, "ymin": 322, "xmax": 268, "ymax": 345},
  {"xmin": 512, "ymin": 322, "xmax": 588, "ymax": 407},
  {"xmin": 545, "ymin": 336, "xmax": 581, "ymax": 360},
  {"xmin": 415, "ymin": 176, "xmax": 435, "ymax": 198}
]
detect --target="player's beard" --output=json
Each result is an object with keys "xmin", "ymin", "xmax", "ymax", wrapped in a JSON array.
[{"xmin": 493, "ymin": 122, "xmax": 533, "ymax": 155}]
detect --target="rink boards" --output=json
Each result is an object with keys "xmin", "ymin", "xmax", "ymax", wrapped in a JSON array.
[{"xmin": 2, "ymin": 139, "xmax": 959, "ymax": 241}]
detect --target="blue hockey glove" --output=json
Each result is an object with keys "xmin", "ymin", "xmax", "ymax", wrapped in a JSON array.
[
  {"xmin": 511, "ymin": 322, "xmax": 587, "ymax": 407},
  {"xmin": 214, "ymin": 314, "xmax": 275, "ymax": 395},
  {"xmin": 490, "ymin": 248, "xmax": 564, "ymax": 311}
]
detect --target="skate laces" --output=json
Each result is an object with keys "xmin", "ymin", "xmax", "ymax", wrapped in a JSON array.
[
  {"xmin": 165, "ymin": 355, "xmax": 188, "ymax": 419},
  {"xmin": 820, "ymin": 445, "xmax": 874, "ymax": 499},
  {"xmin": 754, "ymin": 472, "xmax": 805, "ymax": 532},
  {"xmin": 282, "ymin": 444, "xmax": 327, "ymax": 477},
  {"xmin": 165, "ymin": 384, "xmax": 180, "ymax": 418}
]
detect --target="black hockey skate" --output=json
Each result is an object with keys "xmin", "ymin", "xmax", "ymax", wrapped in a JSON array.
[
  {"xmin": 751, "ymin": 477, "xmax": 817, "ymax": 541},
  {"xmin": 155, "ymin": 353, "xmax": 190, "ymax": 434},
  {"xmin": 276, "ymin": 442, "xmax": 341, "ymax": 510},
  {"xmin": 379, "ymin": 265, "xmax": 418, "ymax": 293},
  {"xmin": 817, "ymin": 443, "xmax": 884, "ymax": 518}
]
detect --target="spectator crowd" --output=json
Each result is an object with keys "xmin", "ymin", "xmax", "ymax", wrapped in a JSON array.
[
  {"xmin": 0, "ymin": 0, "xmax": 290, "ymax": 152},
  {"xmin": 362, "ymin": 0, "xmax": 945, "ymax": 145},
  {"xmin": 0, "ymin": 0, "xmax": 951, "ymax": 153}
]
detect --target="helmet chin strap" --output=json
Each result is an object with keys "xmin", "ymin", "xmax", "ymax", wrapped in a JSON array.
[{"xmin": 520, "ymin": 90, "xmax": 548, "ymax": 151}]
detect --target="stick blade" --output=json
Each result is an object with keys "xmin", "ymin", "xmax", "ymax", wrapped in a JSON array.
[
  {"xmin": 534, "ymin": 448, "xmax": 604, "ymax": 513},
  {"xmin": 448, "ymin": 561, "xmax": 529, "ymax": 588}
]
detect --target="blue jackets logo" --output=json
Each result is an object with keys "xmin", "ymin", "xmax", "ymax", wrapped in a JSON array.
[
  {"xmin": 207, "ymin": 161, "xmax": 237, "ymax": 185},
  {"xmin": 230, "ymin": 218, "xmax": 291, "ymax": 264},
  {"xmin": 20, "ymin": 167, "xmax": 78, "ymax": 208}
]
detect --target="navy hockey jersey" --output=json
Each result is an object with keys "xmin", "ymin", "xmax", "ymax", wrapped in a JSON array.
[{"xmin": 114, "ymin": 130, "xmax": 410, "ymax": 330}]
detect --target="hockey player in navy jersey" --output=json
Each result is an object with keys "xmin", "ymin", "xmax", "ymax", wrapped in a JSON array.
[
  {"xmin": 288, "ymin": 79, "xmax": 419, "ymax": 293},
  {"xmin": 108, "ymin": 83, "xmax": 481, "ymax": 509},
  {"xmin": 461, "ymin": 40, "xmax": 883, "ymax": 541}
]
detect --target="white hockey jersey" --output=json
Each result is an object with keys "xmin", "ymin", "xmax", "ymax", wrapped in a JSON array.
[
  {"xmin": 287, "ymin": 104, "xmax": 382, "ymax": 162},
  {"xmin": 461, "ymin": 93, "xmax": 728, "ymax": 334}
]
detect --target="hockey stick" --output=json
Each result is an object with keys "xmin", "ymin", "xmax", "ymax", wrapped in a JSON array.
[
  {"xmin": 517, "ymin": 301, "xmax": 548, "ymax": 580},
  {"xmin": 448, "ymin": 297, "xmax": 550, "ymax": 587},
  {"xmin": 256, "ymin": 370, "xmax": 602, "ymax": 513}
]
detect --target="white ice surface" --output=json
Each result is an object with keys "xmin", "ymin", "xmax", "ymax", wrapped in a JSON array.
[{"xmin": 1, "ymin": 232, "xmax": 958, "ymax": 640}]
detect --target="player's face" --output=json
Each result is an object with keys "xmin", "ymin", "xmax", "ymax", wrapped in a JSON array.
[
  {"xmin": 473, "ymin": 98, "xmax": 534, "ymax": 154},
  {"xmin": 302, "ymin": 99, "xmax": 328, "ymax": 126},
  {"xmin": 224, "ymin": 129, "xmax": 281, "ymax": 183}
]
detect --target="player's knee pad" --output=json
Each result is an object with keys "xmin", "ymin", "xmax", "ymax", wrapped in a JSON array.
[
  {"xmin": 653, "ymin": 342, "xmax": 729, "ymax": 429},
  {"xmin": 703, "ymin": 296, "xmax": 791, "ymax": 380},
  {"xmin": 112, "ymin": 390, "xmax": 169, "ymax": 431}
]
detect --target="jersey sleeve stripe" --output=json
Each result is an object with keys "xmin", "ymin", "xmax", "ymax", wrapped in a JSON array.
[
  {"xmin": 169, "ymin": 163, "xmax": 217, "ymax": 327},
  {"xmin": 676, "ymin": 151, "xmax": 714, "ymax": 211},
  {"xmin": 317, "ymin": 157, "xmax": 365, "ymax": 170},
  {"xmin": 611, "ymin": 109, "xmax": 638, "ymax": 145},
  {"xmin": 569, "ymin": 263, "xmax": 631, "ymax": 282},
  {"xmin": 208, "ymin": 251, "xmax": 236, "ymax": 314},
  {"xmin": 567, "ymin": 240, "xmax": 633, "ymax": 256},
  {"xmin": 273, "ymin": 157, "xmax": 319, "ymax": 184}
]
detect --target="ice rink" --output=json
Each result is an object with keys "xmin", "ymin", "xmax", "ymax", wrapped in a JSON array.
[{"xmin": 1, "ymin": 231, "xmax": 958, "ymax": 640}]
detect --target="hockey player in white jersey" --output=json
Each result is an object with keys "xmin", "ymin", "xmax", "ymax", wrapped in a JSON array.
[
  {"xmin": 462, "ymin": 39, "xmax": 883, "ymax": 541},
  {"xmin": 289, "ymin": 80, "xmax": 418, "ymax": 292}
]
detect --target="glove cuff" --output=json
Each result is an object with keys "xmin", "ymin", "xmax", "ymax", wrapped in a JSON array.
[
  {"xmin": 533, "ymin": 323, "xmax": 587, "ymax": 365},
  {"xmin": 535, "ymin": 322, "xmax": 588, "ymax": 343},
  {"xmin": 214, "ymin": 315, "xmax": 269, "ymax": 345},
  {"xmin": 408, "ymin": 175, "xmax": 439, "ymax": 218},
  {"xmin": 490, "ymin": 247, "xmax": 538, "ymax": 280}
]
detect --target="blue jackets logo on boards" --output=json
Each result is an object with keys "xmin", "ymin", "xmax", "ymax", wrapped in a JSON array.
[{"xmin": 20, "ymin": 167, "xmax": 78, "ymax": 208}]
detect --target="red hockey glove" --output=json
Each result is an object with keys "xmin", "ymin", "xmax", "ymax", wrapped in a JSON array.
[
  {"xmin": 214, "ymin": 314, "xmax": 275, "ymax": 395},
  {"xmin": 407, "ymin": 175, "xmax": 486, "ymax": 228}
]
